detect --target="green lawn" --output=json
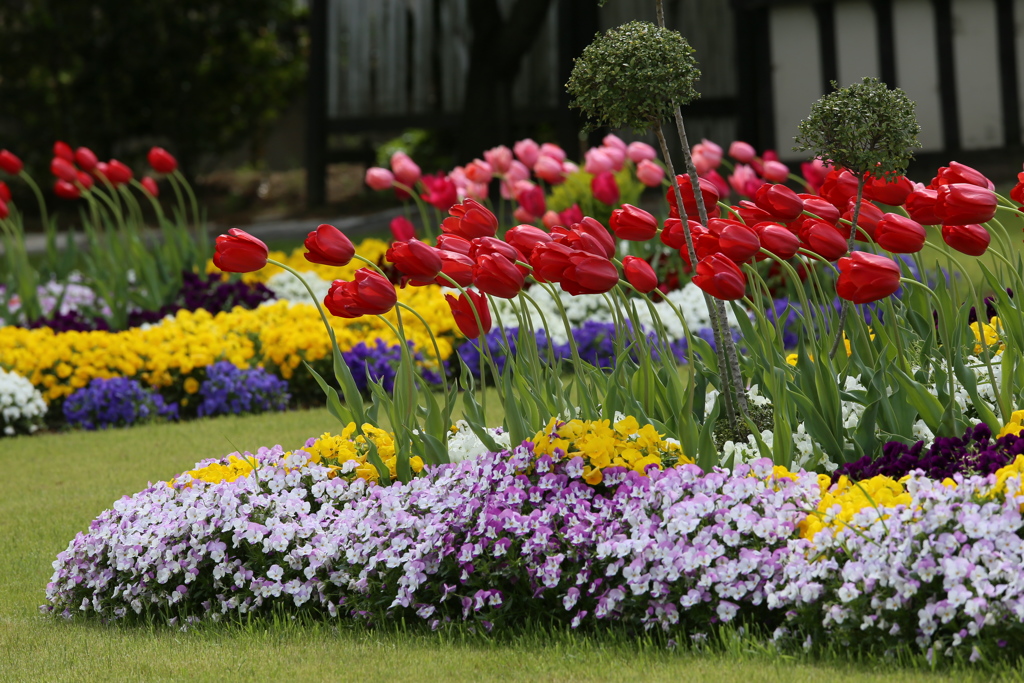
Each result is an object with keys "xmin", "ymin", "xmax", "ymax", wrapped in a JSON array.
[{"xmin": 0, "ymin": 409, "xmax": 1016, "ymax": 682}]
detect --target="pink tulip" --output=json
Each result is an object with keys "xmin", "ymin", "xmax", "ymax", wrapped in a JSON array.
[
  {"xmin": 706, "ymin": 169, "xmax": 731, "ymax": 198},
  {"xmin": 563, "ymin": 161, "xmax": 579, "ymax": 174},
  {"xmin": 692, "ymin": 151, "xmax": 713, "ymax": 176},
  {"xmin": 542, "ymin": 210, "xmax": 561, "ymax": 229},
  {"xmin": 729, "ymin": 164, "xmax": 764, "ymax": 197},
  {"xmin": 636, "ymin": 159, "xmax": 665, "ymax": 187},
  {"xmin": 365, "ymin": 167, "xmax": 395, "ymax": 191},
  {"xmin": 602, "ymin": 133, "xmax": 627, "ymax": 152},
  {"xmin": 729, "ymin": 141, "xmax": 756, "ymax": 164},
  {"xmin": 626, "ymin": 141, "xmax": 657, "ymax": 163},
  {"xmin": 513, "ymin": 139, "xmax": 540, "ymax": 168},
  {"xmin": 483, "ymin": 145, "xmax": 513, "ymax": 174},
  {"xmin": 762, "ymin": 160, "xmax": 790, "ymax": 183},
  {"xmin": 464, "ymin": 159, "xmax": 493, "ymax": 185},
  {"xmin": 602, "ymin": 145, "xmax": 625, "ymax": 171},
  {"xmin": 535, "ymin": 156, "xmax": 565, "ymax": 184},
  {"xmin": 513, "ymin": 206, "xmax": 537, "ymax": 224},
  {"xmin": 584, "ymin": 148, "xmax": 614, "ymax": 175},
  {"xmin": 461, "ymin": 181, "xmax": 489, "ymax": 202},
  {"xmin": 390, "ymin": 151, "xmax": 421, "ymax": 186},
  {"xmin": 801, "ymin": 158, "xmax": 831, "ymax": 193},
  {"xmin": 539, "ymin": 142, "xmax": 566, "ymax": 162},
  {"xmin": 694, "ymin": 139, "xmax": 723, "ymax": 167}
]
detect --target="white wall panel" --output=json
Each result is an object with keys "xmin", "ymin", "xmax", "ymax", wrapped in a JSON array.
[
  {"xmin": 893, "ymin": 0, "xmax": 944, "ymax": 151},
  {"xmin": 770, "ymin": 5, "xmax": 824, "ymax": 160},
  {"xmin": 835, "ymin": 1, "xmax": 880, "ymax": 87},
  {"xmin": 952, "ymin": 0, "xmax": 1003, "ymax": 149}
]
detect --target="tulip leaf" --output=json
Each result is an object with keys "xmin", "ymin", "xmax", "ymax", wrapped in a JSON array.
[{"xmin": 302, "ymin": 360, "xmax": 352, "ymax": 426}]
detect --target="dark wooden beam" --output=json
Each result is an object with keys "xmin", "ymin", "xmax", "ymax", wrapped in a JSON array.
[
  {"xmin": 305, "ymin": 0, "xmax": 328, "ymax": 208},
  {"xmin": 873, "ymin": 0, "xmax": 897, "ymax": 86},
  {"xmin": 996, "ymin": 0, "xmax": 1020, "ymax": 147},
  {"xmin": 814, "ymin": 2, "xmax": 837, "ymax": 92},
  {"xmin": 932, "ymin": 0, "xmax": 961, "ymax": 151}
]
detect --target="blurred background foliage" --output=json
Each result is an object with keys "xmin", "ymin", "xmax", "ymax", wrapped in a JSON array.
[{"xmin": 0, "ymin": 0, "xmax": 308, "ymax": 173}]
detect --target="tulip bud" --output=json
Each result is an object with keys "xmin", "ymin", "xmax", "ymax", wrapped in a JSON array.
[
  {"xmin": 591, "ymin": 172, "xmax": 620, "ymax": 205},
  {"xmin": 50, "ymin": 157, "xmax": 77, "ymax": 183},
  {"xmin": 74, "ymin": 147, "xmax": 98, "ymax": 172},
  {"xmin": 305, "ymin": 223, "xmax": 356, "ymax": 267},
  {"xmin": 445, "ymin": 290, "xmax": 492, "ymax": 338},
  {"xmin": 0, "ymin": 150, "xmax": 24, "ymax": 175},
  {"xmin": 626, "ymin": 141, "xmax": 657, "ymax": 164},
  {"xmin": 836, "ymin": 252, "xmax": 902, "ymax": 304},
  {"xmin": 325, "ymin": 269, "xmax": 397, "ymax": 318},
  {"xmin": 609, "ymin": 204, "xmax": 657, "ymax": 241},
  {"xmin": 365, "ymin": 167, "xmax": 395, "ymax": 191},
  {"xmin": 53, "ymin": 141, "xmax": 74, "ymax": 162},
  {"xmin": 213, "ymin": 228, "xmax": 269, "ymax": 273},
  {"xmin": 874, "ymin": 214, "xmax": 926, "ymax": 253},
  {"xmin": 635, "ymin": 159, "xmax": 665, "ymax": 188},
  {"xmin": 622, "ymin": 256, "xmax": 658, "ymax": 293},
  {"xmin": 147, "ymin": 147, "xmax": 178, "ymax": 174},
  {"xmin": 141, "ymin": 177, "xmax": 159, "ymax": 197},
  {"xmin": 761, "ymin": 160, "xmax": 790, "ymax": 183},
  {"xmin": 941, "ymin": 223, "xmax": 991, "ymax": 256},
  {"xmin": 728, "ymin": 141, "xmax": 756, "ymax": 164},
  {"xmin": 693, "ymin": 253, "xmax": 746, "ymax": 300}
]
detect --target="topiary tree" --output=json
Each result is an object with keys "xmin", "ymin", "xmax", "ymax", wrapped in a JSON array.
[
  {"xmin": 567, "ymin": 19, "xmax": 750, "ymax": 434},
  {"xmin": 794, "ymin": 77, "xmax": 920, "ymax": 357}
]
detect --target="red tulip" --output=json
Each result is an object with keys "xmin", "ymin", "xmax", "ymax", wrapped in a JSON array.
[
  {"xmin": 734, "ymin": 200, "xmax": 774, "ymax": 226},
  {"xmin": 50, "ymin": 157, "xmax": 77, "ymax": 183},
  {"xmin": 840, "ymin": 199, "xmax": 884, "ymax": 241},
  {"xmin": 304, "ymin": 223, "xmax": 355, "ymax": 267},
  {"xmin": 801, "ymin": 159, "xmax": 831, "ymax": 193},
  {"xmin": 559, "ymin": 217, "xmax": 615, "ymax": 258},
  {"xmin": 53, "ymin": 141, "xmax": 73, "ymax": 162},
  {"xmin": 390, "ymin": 216, "xmax": 416, "ymax": 242},
  {"xmin": 820, "ymin": 169, "xmax": 859, "ymax": 209},
  {"xmin": 74, "ymin": 147, "xmax": 98, "ymax": 172},
  {"xmin": 757, "ymin": 224, "xmax": 801, "ymax": 260},
  {"xmin": 935, "ymin": 184, "xmax": 997, "ymax": 225},
  {"xmin": 0, "ymin": 181, "xmax": 10, "ymax": 203},
  {"xmin": 445, "ymin": 290, "xmax": 492, "ymax": 339},
  {"xmin": 800, "ymin": 221, "xmax": 848, "ymax": 261},
  {"xmin": 610, "ymin": 204, "xmax": 657, "ymax": 241},
  {"xmin": 436, "ymin": 233, "xmax": 472, "ymax": 255},
  {"xmin": 862, "ymin": 173, "xmax": 913, "ymax": 206},
  {"xmin": 836, "ymin": 252, "xmax": 902, "ymax": 304},
  {"xmin": 530, "ymin": 242, "xmax": 576, "ymax": 283},
  {"xmin": 692, "ymin": 253, "xmax": 746, "ymax": 301},
  {"xmin": 622, "ymin": 256, "xmax": 658, "ymax": 293},
  {"xmin": 930, "ymin": 161, "xmax": 994, "ymax": 191},
  {"xmin": 874, "ymin": 214, "xmax": 925, "ymax": 253},
  {"xmin": 105, "ymin": 159, "xmax": 134, "ymax": 185},
  {"xmin": 591, "ymin": 171, "xmax": 620, "ymax": 205},
  {"xmin": 516, "ymin": 184, "xmax": 546, "ymax": 217},
  {"xmin": 561, "ymin": 252, "xmax": 620, "ymax": 295},
  {"xmin": 712, "ymin": 220, "xmax": 760, "ymax": 263},
  {"xmin": 147, "ymin": 147, "xmax": 178, "ymax": 174},
  {"xmin": 660, "ymin": 218, "xmax": 702, "ymax": 250},
  {"xmin": 420, "ymin": 172, "xmax": 458, "ymax": 211},
  {"xmin": 141, "ymin": 177, "xmax": 159, "ymax": 197},
  {"xmin": 366, "ymin": 167, "xmax": 395, "ymax": 191},
  {"xmin": 435, "ymin": 250, "xmax": 476, "ymax": 287},
  {"xmin": 76, "ymin": 171, "xmax": 94, "ymax": 190},
  {"xmin": 728, "ymin": 141, "xmax": 756, "ymax": 164},
  {"xmin": 213, "ymin": 228, "xmax": 268, "ymax": 273},
  {"xmin": 559, "ymin": 204, "xmax": 584, "ymax": 227},
  {"xmin": 442, "ymin": 198, "xmax": 498, "ymax": 239},
  {"xmin": 386, "ymin": 239, "xmax": 443, "ymax": 284},
  {"xmin": 505, "ymin": 225, "xmax": 552, "ymax": 259},
  {"xmin": 0, "ymin": 150, "xmax": 23, "ymax": 175},
  {"xmin": 1011, "ymin": 172, "xmax": 1024, "ymax": 206},
  {"xmin": 325, "ymin": 269, "xmax": 397, "ymax": 318},
  {"xmin": 905, "ymin": 188, "xmax": 941, "ymax": 225},
  {"xmin": 0, "ymin": 198, "xmax": 7, "ymax": 220},
  {"xmin": 473, "ymin": 253, "xmax": 525, "ymax": 298},
  {"xmin": 53, "ymin": 180, "xmax": 80, "ymax": 200},
  {"xmin": 667, "ymin": 174, "xmax": 720, "ymax": 220},
  {"xmin": 753, "ymin": 183, "xmax": 804, "ymax": 221},
  {"xmin": 789, "ymin": 194, "xmax": 840, "ymax": 234},
  {"xmin": 941, "ymin": 223, "xmax": 991, "ymax": 256},
  {"xmin": 470, "ymin": 236, "xmax": 525, "ymax": 265}
]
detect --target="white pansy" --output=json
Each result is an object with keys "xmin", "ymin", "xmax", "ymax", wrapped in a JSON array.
[{"xmin": 0, "ymin": 368, "xmax": 48, "ymax": 436}]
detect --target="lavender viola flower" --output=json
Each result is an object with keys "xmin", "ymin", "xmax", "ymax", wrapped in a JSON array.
[
  {"xmin": 196, "ymin": 362, "xmax": 290, "ymax": 417},
  {"xmin": 63, "ymin": 377, "xmax": 178, "ymax": 429}
]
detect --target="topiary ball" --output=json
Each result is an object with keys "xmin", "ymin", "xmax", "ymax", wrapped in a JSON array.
[{"xmin": 566, "ymin": 20, "xmax": 700, "ymax": 133}]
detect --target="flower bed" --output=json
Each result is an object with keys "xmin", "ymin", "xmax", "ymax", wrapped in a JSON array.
[{"xmin": 43, "ymin": 419, "xmax": 1024, "ymax": 663}]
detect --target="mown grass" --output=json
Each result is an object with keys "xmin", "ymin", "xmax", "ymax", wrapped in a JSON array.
[{"xmin": 2, "ymin": 409, "xmax": 1023, "ymax": 682}]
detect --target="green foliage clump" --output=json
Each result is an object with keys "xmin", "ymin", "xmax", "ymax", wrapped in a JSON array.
[
  {"xmin": 566, "ymin": 21, "xmax": 700, "ymax": 133},
  {"xmin": 793, "ymin": 77, "xmax": 921, "ymax": 179},
  {"xmin": 0, "ymin": 0, "xmax": 306, "ymax": 168}
]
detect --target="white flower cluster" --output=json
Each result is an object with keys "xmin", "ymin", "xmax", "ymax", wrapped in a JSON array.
[
  {"xmin": 0, "ymin": 368, "xmax": 47, "ymax": 436},
  {"xmin": 264, "ymin": 270, "xmax": 333, "ymax": 305},
  {"xmin": 488, "ymin": 283, "xmax": 743, "ymax": 344},
  {"xmin": 446, "ymin": 421, "xmax": 512, "ymax": 463}
]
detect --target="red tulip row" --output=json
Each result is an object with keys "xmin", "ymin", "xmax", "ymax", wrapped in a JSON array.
[
  {"xmin": 0, "ymin": 143, "xmax": 177, "ymax": 211},
  {"xmin": 214, "ymin": 155, "xmax": 1013, "ymax": 345}
]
